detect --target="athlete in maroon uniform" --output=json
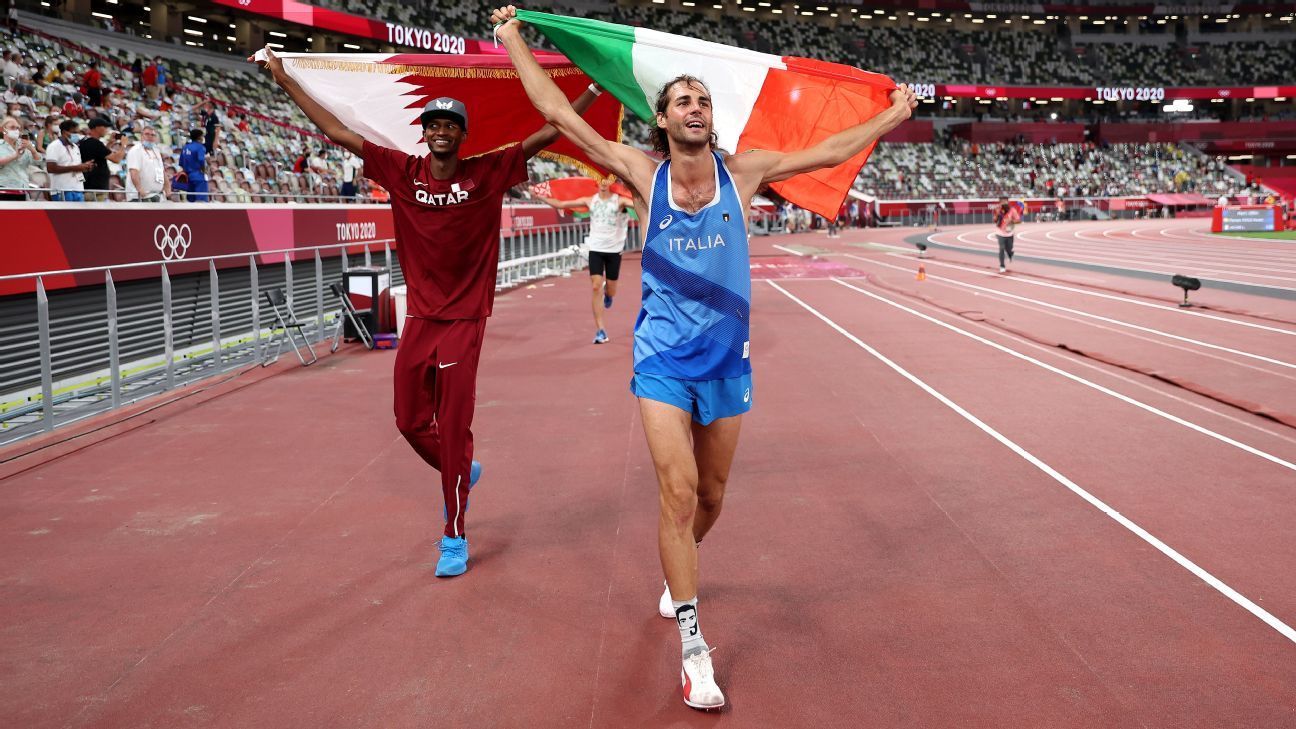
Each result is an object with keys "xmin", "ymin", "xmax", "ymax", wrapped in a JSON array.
[{"xmin": 259, "ymin": 46, "xmax": 599, "ymax": 577}]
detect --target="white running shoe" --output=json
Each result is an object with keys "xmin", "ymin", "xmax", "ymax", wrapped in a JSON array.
[
  {"xmin": 680, "ymin": 648, "xmax": 725, "ymax": 710},
  {"xmin": 658, "ymin": 581, "xmax": 673, "ymax": 618}
]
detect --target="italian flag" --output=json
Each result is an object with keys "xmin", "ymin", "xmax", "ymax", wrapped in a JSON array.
[
  {"xmin": 517, "ymin": 10, "xmax": 898, "ymax": 218},
  {"xmin": 249, "ymin": 50, "xmax": 623, "ymax": 173}
]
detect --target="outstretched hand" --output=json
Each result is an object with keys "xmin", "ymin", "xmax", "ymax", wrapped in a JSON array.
[
  {"xmin": 490, "ymin": 5, "xmax": 522, "ymax": 36},
  {"xmin": 251, "ymin": 45, "xmax": 289, "ymax": 87},
  {"xmin": 890, "ymin": 85, "xmax": 918, "ymax": 118}
]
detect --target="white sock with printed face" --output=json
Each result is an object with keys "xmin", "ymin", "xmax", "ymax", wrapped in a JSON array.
[{"xmin": 673, "ymin": 597, "xmax": 708, "ymax": 658}]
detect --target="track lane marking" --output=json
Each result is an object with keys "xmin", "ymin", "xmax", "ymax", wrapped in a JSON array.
[
  {"xmin": 894, "ymin": 248, "xmax": 1296, "ymax": 337},
  {"xmin": 844, "ymin": 255, "xmax": 1296, "ymax": 371},
  {"xmin": 826, "ymin": 276, "xmax": 1296, "ymax": 472},
  {"xmin": 933, "ymin": 235, "xmax": 1296, "ymax": 291},
  {"xmin": 767, "ymin": 279, "xmax": 1296, "ymax": 645}
]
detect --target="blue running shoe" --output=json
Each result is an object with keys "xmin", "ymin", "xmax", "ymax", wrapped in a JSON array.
[
  {"xmin": 443, "ymin": 460, "xmax": 483, "ymax": 520},
  {"xmin": 593, "ymin": 329, "xmax": 609, "ymax": 344},
  {"xmin": 435, "ymin": 536, "xmax": 469, "ymax": 577},
  {"xmin": 603, "ymin": 293, "xmax": 613, "ymax": 309}
]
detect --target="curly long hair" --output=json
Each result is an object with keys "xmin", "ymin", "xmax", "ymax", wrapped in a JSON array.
[{"xmin": 649, "ymin": 75, "xmax": 719, "ymax": 159}]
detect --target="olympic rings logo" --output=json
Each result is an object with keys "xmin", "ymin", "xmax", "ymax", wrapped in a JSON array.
[{"xmin": 154, "ymin": 224, "xmax": 192, "ymax": 261}]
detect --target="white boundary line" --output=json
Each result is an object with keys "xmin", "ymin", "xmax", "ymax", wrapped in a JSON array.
[
  {"xmin": 932, "ymin": 232, "xmax": 1296, "ymax": 293},
  {"xmin": 885, "ymin": 250, "xmax": 1296, "ymax": 337},
  {"xmin": 766, "ymin": 279, "xmax": 1296, "ymax": 645},
  {"xmin": 772, "ymin": 244, "xmax": 807, "ymax": 257},
  {"xmin": 845, "ymin": 255, "xmax": 1296, "ymax": 371},
  {"xmin": 828, "ymin": 276, "xmax": 1296, "ymax": 473}
]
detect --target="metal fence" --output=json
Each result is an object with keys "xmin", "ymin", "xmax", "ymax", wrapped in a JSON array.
[{"xmin": 0, "ymin": 221, "xmax": 609, "ymax": 446}]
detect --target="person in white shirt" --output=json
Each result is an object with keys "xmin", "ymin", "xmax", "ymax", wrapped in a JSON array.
[
  {"xmin": 45, "ymin": 119, "xmax": 93, "ymax": 201},
  {"xmin": 1217, "ymin": 194, "xmax": 1229, "ymax": 208},
  {"xmin": 339, "ymin": 149, "xmax": 363, "ymax": 201},
  {"xmin": 125, "ymin": 126, "xmax": 168, "ymax": 201},
  {"xmin": 541, "ymin": 175, "xmax": 633, "ymax": 344}
]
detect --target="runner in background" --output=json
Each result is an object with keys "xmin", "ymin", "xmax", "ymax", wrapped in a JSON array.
[{"xmin": 539, "ymin": 175, "xmax": 632, "ymax": 343}]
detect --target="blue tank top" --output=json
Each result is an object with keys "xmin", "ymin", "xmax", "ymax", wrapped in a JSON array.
[{"xmin": 633, "ymin": 152, "xmax": 751, "ymax": 380}]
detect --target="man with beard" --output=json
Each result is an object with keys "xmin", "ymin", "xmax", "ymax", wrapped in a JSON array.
[
  {"xmin": 494, "ymin": 5, "xmax": 915, "ymax": 710},
  {"xmin": 257, "ymin": 46, "xmax": 601, "ymax": 578}
]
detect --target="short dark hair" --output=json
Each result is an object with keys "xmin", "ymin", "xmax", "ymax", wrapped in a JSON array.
[
  {"xmin": 649, "ymin": 75, "xmax": 717, "ymax": 159},
  {"xmin": 58, "ymin": 119, "xmax": 79, "ymax": 133},
  {"xmin": 190, "ymin": 129, "xmax": 204, "ymax": 141},
  {"xmin": 87, "ymin": 117, "xmax": 111, "ymax": 129}
]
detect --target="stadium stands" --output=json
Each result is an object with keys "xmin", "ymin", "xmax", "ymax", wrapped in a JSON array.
[
  {"xmin": 856, "ymin": 141, "xmax": 1241, "ymax": 200},
  {"xmin": 3, "ymin": 2, "xmax": 1293, "ymax": 205}
]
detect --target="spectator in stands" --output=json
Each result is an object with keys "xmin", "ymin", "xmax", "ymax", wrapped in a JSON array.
[
  {"xmin": 6, "ymin": 0, "xmax": 17, "ymax": 34},
  {"xmin": 339, "ymin": 147, "xmax": 362, "ymax": 201},
  {"xmin": 130, "ymin": 56, "xmax": 142, "ymax": 93},
  {"xmin": 307, "ymin": 147, "xmax": 328, "ymax": 192},
  {"xmin": 45, "ymin": 118, "xmax": 93, "ymax": 202},
  {"xmin": 0, "ymin": 114, "xmax": 40, "ymax": 200},
  {"xmin": 34, "ymin": 114, "xmax": 57, "ymax": 154},
  {"xmin": 125, "ymin": 125, "xmax": 167, "ymax": 201},
  {"xmin": 200, "ymin": 99, "xmax": 220, "ymax": 154},
  {"xmin": 3, "ymin": 82, "xmax": 35, "ymax": 117},
  {"xmin": 178, "ymin": 128, "xmax": 208, "ymax": 202},
  {"xmin": 83, "ymin": 59, "xmax": 102, "ymax": 108},
  {"xmin": 61, "ymin": 93, "xmax": 84, "ymax": 119},
  {"xmin": 143, "ymin": 56, "xmax": 165, "ymax": 101},
  {"xmin": 78, "ymin": 117, "xmax": 124, "ymax": 202},
  {"xmin": 3, "ymin": 50, "xmax": 30, "ymax": 94},
  {"xmin": 153, "ymin": 57, "xmax": 168, "ymax": 95},
  {"xmin": 43, "ymin": 62, "xmax": 63, "ymax": 85}
]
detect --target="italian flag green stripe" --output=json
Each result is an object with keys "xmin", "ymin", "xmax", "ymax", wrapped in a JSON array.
[{"xmin": 516, "ymin": 11, "xmax": 651, "ymax": 120}]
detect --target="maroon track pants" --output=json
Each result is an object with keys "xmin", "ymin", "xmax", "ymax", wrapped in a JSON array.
[{"xmin": 392, "ymin": 317, "xmax": 487, "ymax": 538}]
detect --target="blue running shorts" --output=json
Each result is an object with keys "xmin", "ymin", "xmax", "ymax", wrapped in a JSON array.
[{"xmin": 630, "ymin": 372, "xmax": 752, "ymax": 426}]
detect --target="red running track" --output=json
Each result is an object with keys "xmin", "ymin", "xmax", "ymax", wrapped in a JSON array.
[{"xmin": 1, "ymin": 220, "xmax": 1295, "ymax": 728}]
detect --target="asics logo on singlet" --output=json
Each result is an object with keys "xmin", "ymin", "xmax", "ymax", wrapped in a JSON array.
[
  {"xmin": 658, "ymin": 214, "xmax": 673, "ymax": 229},
  {"xmin": 743, "ymin": 388, "xmax": 750, "ymax": 403},
  {"xmin": 415, "ymin": 189, "xmax": 469, "ymax": 206}
]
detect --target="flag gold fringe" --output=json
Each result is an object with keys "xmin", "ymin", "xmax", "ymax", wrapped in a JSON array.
[{"xmin": 288, "ymin": 57, "xmax": 585, "ymax": 80}]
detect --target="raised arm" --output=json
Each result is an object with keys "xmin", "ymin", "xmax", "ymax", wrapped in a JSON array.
[
  {"xmin": 519, "ymin": 86, "xmax": 600, "ymax": 160},
  {"xmin": 539, "ymin": 195, "xmax": 593, "ymax": 210},
  {"xmin": 728, "ymin": 86, "xmax": 917, "ymax": 188},
  {"xmin": 492, "ymin": 6, "xmax": 655, "ymax": 196},
  {"xmin": 255, "ymin": 47, "xmax": 365, "ymax": 157}
]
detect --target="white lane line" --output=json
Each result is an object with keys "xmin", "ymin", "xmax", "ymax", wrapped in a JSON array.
[
  {"xmin": 767, "ymin": 279, "xmax": 1296, "ymax": 645},
  {"xmin": 829, "ymin": 276, "xmax": 1296, "ymax": 473},
  {"xmin": 940, "ymin": 236, "xmax": 1296, "ymax": 290},
  {"xmin": 773, "ymin": 244, "xmax": 807, "ymax": 257},
  {"xmin": 897, "ymin": 248, "xmax": 1296, "ymax": 337},
  {"xmin": 845, "ymin": 255, "xmax": 1296, "ymax": 371},
  {"xmin": 1019, "ymin": 230, "xmax": 1296, "ymax": 280}
]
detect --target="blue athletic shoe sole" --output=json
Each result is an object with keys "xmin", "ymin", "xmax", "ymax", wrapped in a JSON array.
[{"xmin": 603, "ymin": 294, "xmax": 613, "ymax": 309}]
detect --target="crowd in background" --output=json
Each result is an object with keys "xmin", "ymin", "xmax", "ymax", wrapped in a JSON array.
[
  {"xmin": 2, "ymin": 7, "xmax": 1293, "ymax": 206},
  {"xmin": 1, "ymin": 24, "xmax": 375, "ymax": 203}
]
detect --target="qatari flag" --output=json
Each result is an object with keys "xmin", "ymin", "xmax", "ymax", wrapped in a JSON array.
[{"xmin": 250, "ymin": 50, "xmax": 624, "ymax": 173}]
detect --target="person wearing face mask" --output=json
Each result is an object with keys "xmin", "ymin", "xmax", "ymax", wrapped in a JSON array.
[
  {"xmin": 36, "ymin": 115, "xmax": 58, "ymax": 155},
  {"xmin": 0, "ymin": 116, "xmax": 42, "ymax": 201},
  {"xmin": 339, "ymin": 148, "xmax": 363, "ymax": 201},
  {"xmin": 45, "ymin": 119, "xmax": 94, "ymax": 202},
  {"xmin": 125, "ymin": 125, "xmax": 168, "ymax": 202}
]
